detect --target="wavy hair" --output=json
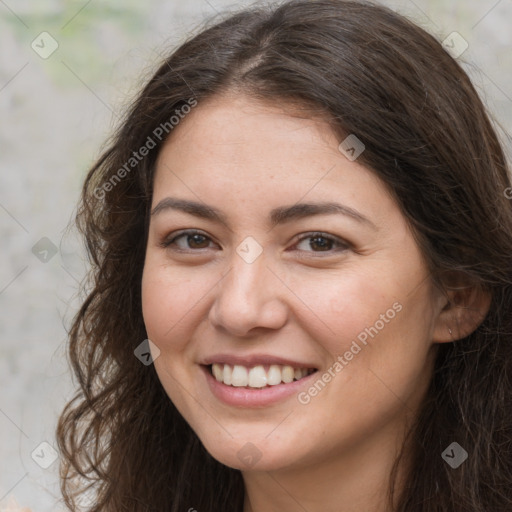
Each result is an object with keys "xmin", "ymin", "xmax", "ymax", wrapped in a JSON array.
[{"xmin": 56, "ymin": 1, "xmax": 512, "ymax": 510}]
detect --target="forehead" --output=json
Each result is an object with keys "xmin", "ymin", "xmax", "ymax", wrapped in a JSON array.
[
  {"xmin": 155, "ymin": 93, "xmax": 358, "ymax": 187},
  {"xmin": 158, "ymin": 94, "xmax": 339, "ymax": 172},
  {"xmin": 151, "ymin": 93, "xmax": 398, "ymax": 232}
]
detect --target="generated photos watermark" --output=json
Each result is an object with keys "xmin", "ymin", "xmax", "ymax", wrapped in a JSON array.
[
  {"xmin": 237, "ymin": 441, "xmax": 263, "ymax": 468},
  {"xmin": 442, "ymin": 442, "xmax": 468, "ymax": 469},
  {"xmin": 94, "ymin": 97, "xmax": 198, "ymax": 199},
  {"xmin": 297, "ymin": 301, "xmax": 403, "ymax": 405},
  {"xmin": 338, "ymin": 133, "xmax": 365, "ymax": 161}
]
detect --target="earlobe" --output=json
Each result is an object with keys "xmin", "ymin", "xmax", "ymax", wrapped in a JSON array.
[{"xmin": 432, "ymin": 278, "xmax": 492, "ymax": 344}]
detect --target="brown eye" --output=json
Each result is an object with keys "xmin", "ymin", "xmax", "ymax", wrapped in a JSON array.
[
  {"xmin": 308, "ymin": 236, "xmax": 334, "ymax": 251},
  {"xmin": 294, "ymin": 232, "xmax": 349, "ymax": 254},
  {"xmin": 160, "ymin": 230, "xmax": 215, "ymax": 251},
  {"xmin": 185, "ymin": 233, "xmax": 210, "ymax": 249}
]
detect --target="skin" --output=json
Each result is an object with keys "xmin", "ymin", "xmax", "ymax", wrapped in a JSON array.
[{"xmin": 141, "ymin": 92, "xmax": 487, "ymax": 512}]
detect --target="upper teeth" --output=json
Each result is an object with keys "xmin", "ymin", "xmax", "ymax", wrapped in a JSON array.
[{"xmin": 211, "ymin": 363, "xmax": 315, "ymax": 388}]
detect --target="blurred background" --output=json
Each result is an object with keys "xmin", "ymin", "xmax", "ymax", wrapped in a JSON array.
[{"xmin": 1, "ymin": 0, "xmax": 510, "ymax": 510}]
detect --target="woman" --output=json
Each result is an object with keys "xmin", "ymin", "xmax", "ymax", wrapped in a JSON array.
[{"xmin": 56, "ymin": 1, "xmax": 512, "ymax": 510}]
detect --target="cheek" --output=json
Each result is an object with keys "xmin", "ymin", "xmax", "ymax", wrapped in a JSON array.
[
  {"xmin": 304, "ymin": 266, "xmax": 432, "ymax": 394},
  {"xmin": 140, "ymin": 263, "xmax": 207, "ymax": 414},
  {"xmin": 295, "ymin": 269, "xmax": 393, "ymax": 354},
  {"xmin": 327, "ymin": 278, "xmax": 387, "ymax": 322},
  {"xmin": 141, "ymin": 263, "xmax": 201, "ymax": 350}
]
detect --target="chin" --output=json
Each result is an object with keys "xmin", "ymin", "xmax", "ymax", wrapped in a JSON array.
[{"xmin": 198, "ymin": 435, "xmax": 301, "ymax": 472}]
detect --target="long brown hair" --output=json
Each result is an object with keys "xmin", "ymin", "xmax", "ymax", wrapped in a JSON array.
[{"xmin": 56, "ymin": 1, "xmax": 512, "ymax": 510}]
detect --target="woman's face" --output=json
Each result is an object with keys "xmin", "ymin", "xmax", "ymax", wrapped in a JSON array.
[{"xmin": 141, "ymin": 93, "xmax": 446, "ymax": 472}]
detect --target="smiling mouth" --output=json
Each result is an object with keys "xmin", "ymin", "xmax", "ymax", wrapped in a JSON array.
[{"xmin": 207, "ymin": 363, "xmax": 317, "ymax": 389}]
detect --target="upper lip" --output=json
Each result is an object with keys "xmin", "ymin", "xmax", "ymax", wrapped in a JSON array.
[{"xmin": 200, "ymin": 354, "xmax": 318, "ymax": 369}]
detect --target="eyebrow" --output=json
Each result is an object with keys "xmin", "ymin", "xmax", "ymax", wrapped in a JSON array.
[{"xmin": 151, "ymin": 197, "xmax": 377, "ymax": 229}]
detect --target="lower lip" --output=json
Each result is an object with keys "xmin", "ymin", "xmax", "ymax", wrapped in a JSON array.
[{"xmin": 201, "ymin": 365, "xmax": 319, "ymax": 408}]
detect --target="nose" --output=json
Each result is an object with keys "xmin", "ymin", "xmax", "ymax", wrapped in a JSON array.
[{"xmin": 208, "ymin": 249, "xmax": 289, "ymax": 337}]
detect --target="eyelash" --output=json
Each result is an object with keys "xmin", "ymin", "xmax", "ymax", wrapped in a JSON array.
[{"xmin": 159, "ymin": 229, "xmax": 350, "ymax": 256}]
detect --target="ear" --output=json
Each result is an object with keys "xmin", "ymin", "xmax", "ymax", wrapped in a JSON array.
[{"xmin": 432, "ymin": 272, "xmax": 492, "ymax": 343}]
